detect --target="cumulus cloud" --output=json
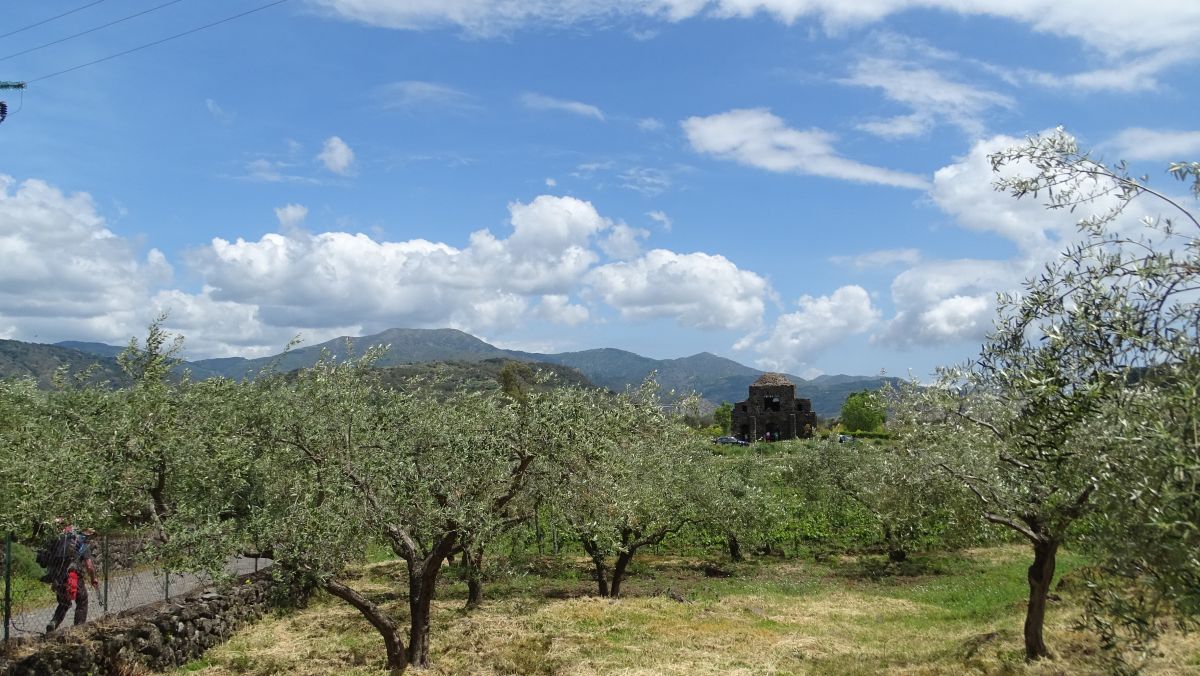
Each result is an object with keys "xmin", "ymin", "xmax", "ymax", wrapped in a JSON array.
[
  {"xmin": 0, "ymin": 176, "xmax": 171, "ymax": 344},
  {"xmin": 189, "ymin": 195, "xmax": 611, "ymax": 338},
  {"xmin": 752, "ymin": 285, "xmax": 880, "ymax": 371},
  {"xmin": 537, "ymin": 294, "xmax": 589, "ymax": 325},
  {"xmin": 520, "ymin": 92, "xmax": 605, "ymax": 120},
  {"xmin": 600, "ymin": 223, "xmax": 649, "ymax": 260},
  {"xmin": 873, "ymin": 130, "xmax": 1151, "ymax": 350},
  {"xmin": 683, "ymin": 109, "xmax": 929, "ymax": 189},
  {"xmin": 2, "ymin": 174, "xmax": 781, "ymax": 357},
  {"xmin": 318, "ymin": 136, "xmax": 356, "ymax": 175},
  {"xmin": 875, "ymin": 259, "xmax": 1021, "ymax": 348},
  {"xmin": 587, "ymin": 250, "xmax": 769, "ymax": 330}
]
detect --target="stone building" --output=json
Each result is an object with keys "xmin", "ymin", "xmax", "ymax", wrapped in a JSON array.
[{"xmin": 731, "ymin": 373, "xmax": 817, "ymax": 440}]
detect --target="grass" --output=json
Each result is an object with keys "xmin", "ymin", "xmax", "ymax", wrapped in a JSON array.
[{"xmin": 175, "ymin": 546, "xmax": 1200, "ymax": 675}]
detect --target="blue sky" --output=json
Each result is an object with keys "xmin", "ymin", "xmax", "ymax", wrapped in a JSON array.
[{"xmin": 2, "ymin": 0, "xmax": 1198, "ymax": 378}]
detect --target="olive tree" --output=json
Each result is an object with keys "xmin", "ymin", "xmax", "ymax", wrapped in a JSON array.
[
  {"xmin": 549, "ymin": 383, "xmax": 714, "ymax": 598},
  {"xmin": 246, "ymin": 347, "xmax": 550, "ymax": 671},
  {"xmin": 791, "ymin": 435, "xmax": 983, "ymax": 563},
  {"xmin": 991, "ymin": 136, "xmax": 1200, "ymax": 659},
  {"xmin": 0, "ymin": 378, "xmax": 47, "ymax": 534},
  {"xmin": 891, "ymin": 130, "xmax": 1200, "ymax": 661},
  {"xmin": 702, "ymin": 453, "xmax": 785, "ymax": 562}
]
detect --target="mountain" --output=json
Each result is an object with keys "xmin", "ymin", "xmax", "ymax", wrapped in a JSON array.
[
  {"xmin": 0, "ymin": 340, "xmax": 127, "ymax": 388},
  {"xmin": 13, "ymin": 328, "xmax": 898, "ymax": 416},
  {"xmin": 55, "ymin": 341, "xmax": 127, "ymax": 359},
  {"xmin": 189, "ymin": 328, "xmax": 510, "ymax": 379}
]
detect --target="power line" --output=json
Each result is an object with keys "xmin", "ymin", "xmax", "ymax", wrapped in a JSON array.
[
  {"xmin": 0, "ymin": 0, "xmax": 111, "ymax": 41},
  {"xmin": 26, "ymin": 0, "xmax": 292, "ymax": 85},
  {"xmin": 1, "ymin": 0, "xmax": 191, "ymax": 63}
]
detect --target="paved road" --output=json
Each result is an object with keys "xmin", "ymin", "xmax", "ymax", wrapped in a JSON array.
[{"xmin": 7, "ymin": 556, "xmax": 270, "ymax": 637}]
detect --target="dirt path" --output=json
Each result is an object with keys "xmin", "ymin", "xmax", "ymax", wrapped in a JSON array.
[{"xmin": 7, "ymin": 556, "xmax": 269, "ymax": 637}]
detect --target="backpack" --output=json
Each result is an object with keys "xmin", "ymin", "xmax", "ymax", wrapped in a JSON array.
[{"xmin": 36, "ymin": 532, "xmax": 81, "ymax": 584}]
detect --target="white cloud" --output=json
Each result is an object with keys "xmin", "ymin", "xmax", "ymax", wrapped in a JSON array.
[
  {"xmin": 181, "ymin": 195, "xmax": 611, "ymax": 341},
  {"xmin": 537, "ymin": 294, "xmax": 589, "ymax": 325},
  {"xmin": 310, "ymin": 2, "xmax": 1200, "ymax": 97},
  {"xmin": 318, "ymin": 136, "xmax": 356, "ymax": 176},
  {"xmin": 928, "ymin": 132, "xmax": 1099, "ymax": 257},
  {"xmin": 843, "ymin": 57, "xmax": 1012, "ymax": 138},
  {"xmin": 600, "ymin": 223, "xmax": 649, "ymax": 260},
  {"xmin": 830, "ymin": 248, "xmax": 921, "ymax": 269},
  {"xmin": 545, "ymin": 177, "xmax": 557, "ymax": 187},
  {"xmin": 683, "ymin": 108, "xmax": 929, "ymax": 189},
  {"xmin": 1107, "ymin": 128, "xmax": 1200, "ymax": 162},
  {"xmin": 1018, "ymin": 50, "xmax": 1192, "ymax": 93},
  {"xmin": 618, "ymin": 167, "xmax": 672, "ymax": 196},
  {"xmin": 0, "ymin": 176, "xmax": 171, "ymax": 344},
  {"xmin": 587, "ymin": 249, "xmax": 768, "ymax": 330},
  {"xmin": 376, "ymin": 80, "xmax": 477, "ymax": 110},
  {"xmin": 875, "ymin": 259, "xmax": 1020, "ymax": 348},
  {"xmin": 274, "ymin": 203, "xmax": 309, "ymax": 229},
  {"xmin": 309, "ymin": 1, "xmax": 1200, "ymax": 61},
  {"xmin": 637, "ymin": 117, "xmax": 664, "ymax": 132},
  {"xmin": 647, "ymin": 210, "xmax": 672, "ymax": 231},
  {"xmin": 520, "ymin": 92, "xmax": 605, "ymax": 121},
  {"xmin": 205, "ymin": 98, "xmax": 234, "ymax": 124},
  {"xmin": 752, "ymin": 285, "xmax": 880, "ymax": 371},
  {"xmin": 856, "ymin": 114, "xmax": 928, "ymax": 140},
  {"xmin": 874, "ymin": 130, "xmax": 1146, "ymax": 350},
  {"xmin": 1, "ymin": 178, "xmax": 780, "ymax": 357}
]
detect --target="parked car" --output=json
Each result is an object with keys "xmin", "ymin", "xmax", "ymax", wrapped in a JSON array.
[{"xmin": 713, "ymin": 436, "xmax": 749, "ymax": 446}]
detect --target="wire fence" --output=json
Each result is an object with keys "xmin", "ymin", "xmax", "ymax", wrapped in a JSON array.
[{"xmin": 2, "ymin": 533, "xmax": 268, "ymax": 641}]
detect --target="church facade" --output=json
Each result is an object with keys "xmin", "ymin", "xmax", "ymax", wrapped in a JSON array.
[{"xmin": 730, "ymin": 373, "xmax": 817, "ymax": 440}]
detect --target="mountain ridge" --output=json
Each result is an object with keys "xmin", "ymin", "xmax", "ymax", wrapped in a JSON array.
[{"xmin": 38, "ymin": 328, "xmax": 896, "ymax": 416}]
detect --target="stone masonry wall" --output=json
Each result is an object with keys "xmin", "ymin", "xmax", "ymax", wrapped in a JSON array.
[{"xmin": 0, "ymin": 571, "xmax": 275, "ymax": 675}]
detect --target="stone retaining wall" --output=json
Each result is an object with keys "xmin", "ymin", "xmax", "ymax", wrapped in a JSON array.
[{"xmin": 0, "ymin": 571, "xmax": 275, "ymax": 675}]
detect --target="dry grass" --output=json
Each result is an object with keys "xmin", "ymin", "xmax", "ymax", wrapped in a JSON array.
[{"xmin": 175, "ymin": 550, "xmax": 1200, "ymax": 675}]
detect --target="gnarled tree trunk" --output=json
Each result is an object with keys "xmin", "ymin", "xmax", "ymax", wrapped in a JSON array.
[
  {"xmin": 727, "ymin": 533, "xmax": 743, "ymax": 562},
  {"xmin": 404, "ymin": 535, "xmax": 457, "ymax": 668},
  {"xmin": 581, "ymin": 537, "xmax": 610, "ymax": 597},
  {"xmin": 324, "ymin": 578, "xmax": 407, "ymax": 673},
  {"xmin": 462, "ymin": 546, "xmax": 484, "ymax": 609},
  {"xmin": 610, "ymin": 550, "xmax": 636, "ymax": 598},
  {"xmin": 1024, "ymin": 538, "xmax": 1058, "ymax": 660}
]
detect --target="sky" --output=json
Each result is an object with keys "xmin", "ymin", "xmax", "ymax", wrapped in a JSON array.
[{"xmin": 1, "ymin": 0, "xmax": 1199, "ymax": 378}]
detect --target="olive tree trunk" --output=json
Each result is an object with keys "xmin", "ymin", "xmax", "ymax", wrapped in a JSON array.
[
  {"xmin": 324, "ymin": 578, "xmax": 408, "ymax": 673},
  {"xmin": 1024, "ymin": 538, "xmax": 1059, "ymax": 660}
]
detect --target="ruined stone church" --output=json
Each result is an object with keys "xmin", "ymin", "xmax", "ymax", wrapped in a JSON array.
[{"xmin": 731, "ymin": 373, "xmax": 817, "ymax": 440}]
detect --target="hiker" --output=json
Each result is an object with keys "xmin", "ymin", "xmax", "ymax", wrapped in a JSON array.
[{"xmin": 39, "ymin": 523, "xmax": 99, "ymax": 633}]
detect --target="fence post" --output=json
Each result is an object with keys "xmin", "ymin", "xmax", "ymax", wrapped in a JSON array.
[
  {"xmin": 102, "ymin": 535, "xmax": 109, "ymax": 615},
  {"xmin": 4, "ymin": 532, "xmax": 12, "ymax": 643}
]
